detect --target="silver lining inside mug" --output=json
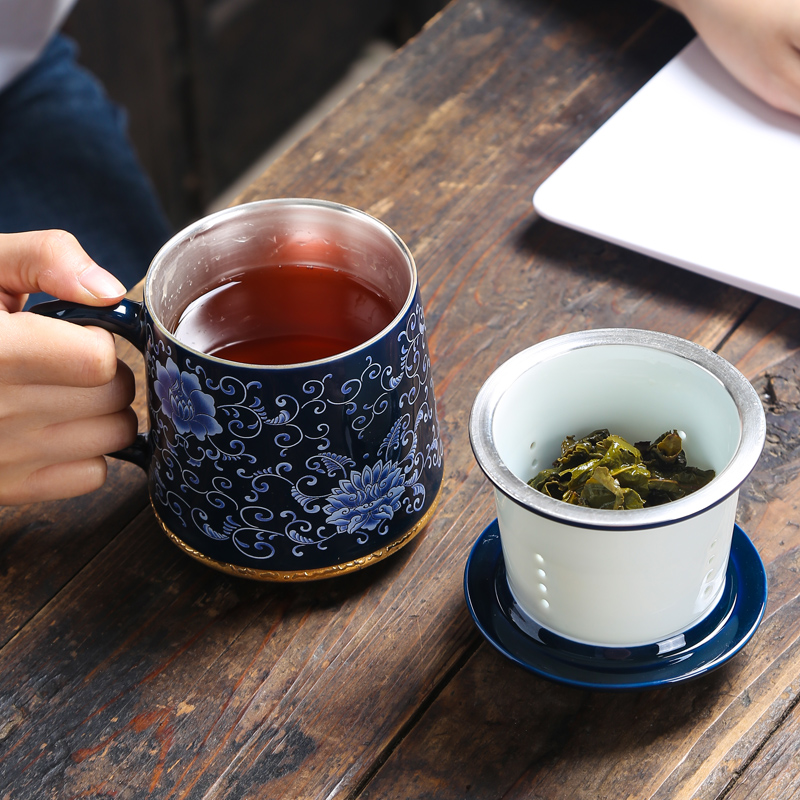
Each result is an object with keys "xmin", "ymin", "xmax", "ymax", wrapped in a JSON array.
[{"xmin": 145, "ymin": 198, "xmax": 415, "ymax": 366}]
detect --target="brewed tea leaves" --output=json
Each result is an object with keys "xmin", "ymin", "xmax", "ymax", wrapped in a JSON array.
[{"xmin": 528, "ymin": 429, "xmax": 715, "ymax": 510}]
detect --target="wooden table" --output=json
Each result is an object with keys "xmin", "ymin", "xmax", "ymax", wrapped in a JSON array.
[{"xmin": 3, "ymin": 1, "xmax": 800, "ymax": 797}]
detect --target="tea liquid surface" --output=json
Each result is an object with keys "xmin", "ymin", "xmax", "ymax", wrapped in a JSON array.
[{"xmin": 173, "ymin": 264, "xmax": 398, "ymax": 365}]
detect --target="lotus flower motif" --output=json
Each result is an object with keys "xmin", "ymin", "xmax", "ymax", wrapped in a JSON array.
[
  {"xmin": 324, "ymin": 460, "xmax": 406, "ymax": 534},
  {"xmin": 154, "ymin": 357, "xmax": 223, "ymax": 440}
]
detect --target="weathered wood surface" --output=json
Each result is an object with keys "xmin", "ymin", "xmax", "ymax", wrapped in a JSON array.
[{"xmin": 3, "ymin": 0, "xmax": 800, "ymax": 797}]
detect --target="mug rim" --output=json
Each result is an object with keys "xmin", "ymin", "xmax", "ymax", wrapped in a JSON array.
[
  {"xmin": 144, "ymin": 198, "xmax": 418, "ymax": 370},
  {"xmin": 469, "ymin": 328, "xmax": 766, "ymax": 530}
]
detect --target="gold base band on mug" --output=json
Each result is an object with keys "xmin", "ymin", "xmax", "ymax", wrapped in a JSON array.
[{"xmin": 152, "ymin": 487, "xmax": 441, "ymax": 581}]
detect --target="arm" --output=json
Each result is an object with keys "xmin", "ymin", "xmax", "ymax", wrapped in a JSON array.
[
  {"xmin": 0, "ymin": 230, "xmax": 137, "ymax": 505},
  {"xmin": 661, "ymin": 0, "xmax": 800, "ymax": 116}
]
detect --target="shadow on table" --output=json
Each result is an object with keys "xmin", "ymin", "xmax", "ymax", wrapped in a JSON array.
[
  {"xmin": 518, "ymin": 216, "xmax": 759, "ymax": 319},
  {"xmin": 359, "ymin": 639, "xmax": 739, "ymax": 798}
]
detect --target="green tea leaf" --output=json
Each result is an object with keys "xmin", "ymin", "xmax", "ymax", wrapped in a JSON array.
[{"xmin": 528, "ymin": 429, "xmax": 714, "ymax": 510}]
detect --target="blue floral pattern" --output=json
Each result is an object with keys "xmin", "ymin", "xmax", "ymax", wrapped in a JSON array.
[
  {"xmin": 145, "ymin": 298, "xmax": 443, "ymax": 569},
  {"xmin": 154, "ymin": 357, "xmax": 223, "ymax": 440},
  {"xmin": 324, "ymin": 461, "xmax": 406, "ymax": 534}
]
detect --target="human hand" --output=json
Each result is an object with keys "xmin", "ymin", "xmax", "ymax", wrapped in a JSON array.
[
  {"xmin": 0, "ymin": 230, "xmax": 138, "ymax": 505},
  {"xmin": 662, "ymin": 0, "xmax": 800, "ymax": 116}
]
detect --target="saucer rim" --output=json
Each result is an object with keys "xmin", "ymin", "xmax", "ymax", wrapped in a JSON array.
[{"xmin": 463, "ymin": 519, "xmax": 767, "ymax": 691}]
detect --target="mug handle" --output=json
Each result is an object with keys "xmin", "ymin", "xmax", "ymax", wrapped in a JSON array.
[{"xmin": 29, "ymin": 299, "xmax": 151, "ymax": 471}]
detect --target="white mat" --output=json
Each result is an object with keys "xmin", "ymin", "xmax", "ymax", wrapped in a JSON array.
[{"xmin": 533, "ymin": 38, "xmax": 800, "ymax": 309}]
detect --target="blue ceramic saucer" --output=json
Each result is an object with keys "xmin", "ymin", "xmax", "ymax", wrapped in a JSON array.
[{"xmin": 464, "ymin": 520, "xmax": 767, "ymax": 691}]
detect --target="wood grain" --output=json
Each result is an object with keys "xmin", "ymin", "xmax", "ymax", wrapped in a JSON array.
[{"xmin": 3, "ymin": 1, "xmax": 797, "ymax": 798}]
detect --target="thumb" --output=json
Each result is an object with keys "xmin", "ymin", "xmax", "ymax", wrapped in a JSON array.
[{"xmin": 0, "ymin": 230, "xmax": 127, "ymax": 312}]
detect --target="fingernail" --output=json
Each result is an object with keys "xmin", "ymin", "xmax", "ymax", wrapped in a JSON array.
[{"xmin": 78, "ymin": 265, "xmax": 127, "ymax": 299}]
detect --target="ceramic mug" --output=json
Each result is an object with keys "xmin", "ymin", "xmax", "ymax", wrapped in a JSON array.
[
  {"xmin": 32, "ymin": 199, "xmax": 444, "ymax": 580},
  {"xmin": 469, "ymin": 328, "xmax": 765, "ymax": 647}
]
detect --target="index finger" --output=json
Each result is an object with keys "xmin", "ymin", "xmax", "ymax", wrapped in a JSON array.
[
  {"xmin": 0, "ymin": 230, "xmax": 126, "ymax": 312},
  {"xmin": 0, "ymin": 311, "xmax": 118, "ymax": 387}
]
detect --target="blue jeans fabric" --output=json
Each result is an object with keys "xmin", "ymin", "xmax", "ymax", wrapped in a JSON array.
[{"xmin": 0, "ymin": 35, "xmax": 172, "ymax": 306}]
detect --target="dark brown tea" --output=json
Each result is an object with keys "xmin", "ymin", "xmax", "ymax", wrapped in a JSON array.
[{"xmin": 173, "ymin": 264, "xmax": 399, "ymax": 365}]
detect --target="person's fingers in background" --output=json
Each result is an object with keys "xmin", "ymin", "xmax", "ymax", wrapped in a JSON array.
[{"xmin": 662, "ymin": 0, "xmax": 800, "ymax": 117}]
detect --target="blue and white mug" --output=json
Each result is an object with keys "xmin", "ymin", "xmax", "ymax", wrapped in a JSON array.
[{"xmin": 33, "ymin": 199, "xmax": 444, "ymax": 580}]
